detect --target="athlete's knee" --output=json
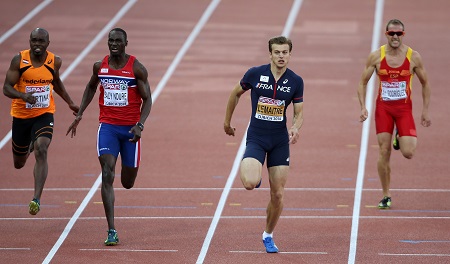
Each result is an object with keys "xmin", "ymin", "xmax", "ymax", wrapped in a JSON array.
[
  {"xmin": 33, "ymin": 142, "xmax": 49, "ymax": 161},
  {"xmin": 14, "ymin": 160, "xmax": 26, "ymax": 169},
  {"xmin": 402, "ymin": 149, "xmax": 415, "ymax": 159},
  {"xmin": 13, "ymin": 155, "xmax": 27, "ymax": 169},
  {"xmin": 270, "ymin": 189, "xmax": 284, "ymax": 204},
  {"xmin": 243, "ymin": 183, "xmax": 255, "ymax": 190},
  {"xmin": 101, "ymin": 168, "xmax": 115, "ymax": 184},
  {"xmin": 241, "ymin": 176, "xmax": 260, "ymax": 190},
  {"xmin": 121, "ymin": 167, "xmax": 138, "ymax": 189},
  {"xmin": 122, "ymin": 180, "xmax": 134, "ymax": 189}
]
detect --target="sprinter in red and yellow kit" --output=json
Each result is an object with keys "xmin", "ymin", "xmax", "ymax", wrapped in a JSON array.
[
  {"xmin": 3, "ymin": 28, "xmax": 79, "ymax": 215},
  {"xmin": 357, "ymin": 19, "xmax": 431, "ymax": 209}
]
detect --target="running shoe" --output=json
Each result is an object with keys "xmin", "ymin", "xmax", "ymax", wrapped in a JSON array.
[
  {"xmin": 262, "ymin": 237, "xmax": 279, "ymax": 253},
  {"xmin": 105, "ymin": 229, "xmax": 119, "ymax": 246},
  {"xmin": 392, "ymin": 129, "xmax": 400, "ymax": 150},
  {"xmin": 378, "ymin": 196, "xmax": 392, "ymax": 209},
  {"xmin": 29, "ymin": 198, "xmax": 40, "ymax": 215},
  {"xmin": 255, "ymin": 178, "xmax": 262, "ymax": 188}
]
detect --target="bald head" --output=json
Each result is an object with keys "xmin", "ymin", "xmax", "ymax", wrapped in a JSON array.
[{"xmin": 30, "ymin": 28, "xmax": 49, "ymax": 41}]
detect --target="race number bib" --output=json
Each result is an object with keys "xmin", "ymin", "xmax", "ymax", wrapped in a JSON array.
[
  {"xmin": 104, "ymin": 83, "xmax": 128, "ymax": 107},
  {"xmin": 255, "ymin": 96, "xmax": 285, "ymax": 121},
  {"xmin": 26, "ymin": 85, "xmax": 50, "ymax": 108},
  {"xmin": 381, "ymin": 81, "xmax": 407, "ymax": 101}
]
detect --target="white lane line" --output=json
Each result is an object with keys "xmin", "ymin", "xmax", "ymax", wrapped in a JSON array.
[
  {"xmin": 0, "ymin": 0, "xmax": 53, "ymax": 44},
  {"xmin": 195, "ymin": 0, "xmax": 304, "ymax": 263},
  {"xmin": 41, "ymin": 1, "xmax": 138, "ymax": 263},
  {"xmin": 379, "ymin": 253, "xmax": 450, "ymax": 257},
  {"xmin": 0, "ymin": 248, "xmax": 31, "ymax": 250},
  {"xmin": 79, "ymin": 249, "xmax": 178, "ymax": 252},
  {"xmin": 4, "ymin": 215, "xmax": 450, "ymax": 221},
  {"xmin": 348, "ymin": 0, "xmax": 384, "ymax": 264},
  {"xmin": 230, "ymin": 250, "xmax": 327, "ymax": 255},
  {"xmin": 3, "ymin": 187, "xmax": 450, "ymax": 192},
  {"xmin": 151, "ymin": 0, "xmax": 221, "ymax": 102},
  {"xmin": 0, "ymin": 130, "xmax": 12, "ymax": 150}
]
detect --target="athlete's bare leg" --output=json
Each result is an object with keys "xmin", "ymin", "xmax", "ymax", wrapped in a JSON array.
[
  {"xmin": 99, "ymin": 154, "xmax": 118, "ymax": 230},
  {"xmin": 32, "ymin": 137, "xmax": 51, "ymax": 201},
  {"xmin": 240, "ymin": 157, "xmax": 262, "ymax": 190},
  {"xmin": 377, "ymin": 132, "xmax": 392, "ymax": 197},
  {"xmin": 265, "ymin": 165, "xmax": 288, "ymax": 234},
  {"xmin": 398, "ymin": 136, "xmax": 417, "ymax": 159},
  {"xmin": 121, "ymin": 166, "xmax": 138, "ymax": 189},
  {"xmin": 12, "ymin": 141, "xmax": 35, "ymax": 169}
]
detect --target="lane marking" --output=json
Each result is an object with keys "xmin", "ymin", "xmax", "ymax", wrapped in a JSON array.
[
  {"xmin": 379, "ymin": 253, "xmax": 450, "ymax": 257},
  {"xmin": 230, "ymin": 250, "xmax": 328, "ymax": 255},
  {"xmin": 0, "ymin": 0, "xmax": 52, "ymax": 44},
  {"xmin": 400, "ymin": 240, "xmax": 450, "ymax": 244},
  {"xmin": 3, "ymin": 187, "xmax": 450, "ymax": 192},
  {"xmin": 0, "ymin": 248, "xmax": 31, "ymax": 251},
  {"xmin": 348, "ymin": 1, "xmax": 384, "ymax": 264},
  {"xmin": 3, "ymin": 215, "xmax": 450, "ymax": 221},
  {"xmin": 196, "ymin": 1, "xmax": 304, "ymax": 263},
  {"xmin": 79, "ymin": 248, "xmax": 178, "ymax": 252}
]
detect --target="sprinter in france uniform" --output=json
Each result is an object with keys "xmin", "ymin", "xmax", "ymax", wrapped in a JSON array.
[
  {"xmin": 241, "ymin": 64, "xmax": 304, "ymax": 167},
  {"xmin": 224, "ymin": 36, "xmax": 304, "ymax": 253}
]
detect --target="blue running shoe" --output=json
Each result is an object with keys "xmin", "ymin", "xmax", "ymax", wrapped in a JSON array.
[
  {"xmin": 255, "ymin": 178, "xmax": 262, "ymax": 188},
  {"xmin": 29, "ymin": 198, "xmax": 40, "ymax": 215},
  {"xmin": 105, "ymin": 229, "xmax": 119, "ymax": 246},
  {"xmin": 262, "ymin": 237, "xmax": 279, "ymax": 253}
]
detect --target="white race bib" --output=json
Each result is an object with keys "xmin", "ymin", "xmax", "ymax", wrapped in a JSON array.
[
  {"xmin": 255, "ymin": 96, "xmax": 285, "ymax": 121},
  {"xmin": 26, "ymin": 85, "xmax": 50, "ymax": 108},
  {"xmin": 103, "ymin": 83, "xmax": 128, "ymax": 107},
  {"xmin": 381, "ymin": 81, "xmax": 407, "ymax": 101}
]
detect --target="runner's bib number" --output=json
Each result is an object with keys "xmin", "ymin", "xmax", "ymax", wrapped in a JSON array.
[
  {"xmin": 26, "ymin": 85, "xmax": 50, "ymax": 108},
  {"xmin": 104, "ymin": 84, "xmax": 128, "ymax": 107},
  {"xmin": 381, "ymin": 81, "xmax": 407, "ymax": 101},
  {"xmin": 255, "ymin": 96, "xmax": 285, "ymax": 121}
]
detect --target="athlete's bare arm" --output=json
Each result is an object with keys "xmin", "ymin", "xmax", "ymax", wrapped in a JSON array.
[
  {"xmin": 52, "ymin": 56, "xmax": 79, "ymax": 113},
  {"xmin": 129, "ymin": 59, "xmax": 152, "ymax": 142},
  {"xmin": 66, "ymin": 61, "xmax": 101, "ymax": 137},
  {"xmin": 2, "ymin": 54, "xmax": 37, "ymax": 104},
  {"xmin": 224, "ymin": 82, "xmax": 246, "ymax": 136},
  {"xmin": 289, "ymin": 102, "xmax": 303, "ymax": 144},
  {"xmin": 357, "ymin": 49, "xmax": 380, "ymax": 122},
  {"xmin": 411, "ymin": 51, "xmax": 431, "ymax": 127}
]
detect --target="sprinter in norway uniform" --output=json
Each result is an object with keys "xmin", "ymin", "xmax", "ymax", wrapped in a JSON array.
[{"xmin": 97, "ymin": 55, "xmax": 142, "ymax": 167}]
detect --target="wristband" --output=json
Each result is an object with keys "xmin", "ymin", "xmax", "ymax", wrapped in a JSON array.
[{"xmin": 136, "ymin": 122, "xmax": 144, "ymax": 131}]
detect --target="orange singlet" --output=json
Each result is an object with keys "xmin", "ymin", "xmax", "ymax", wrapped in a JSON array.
[
  {"xmin": 375, "ymin": 45, "xmax": 417, "ymax": 137},
  {"xmin": 10, "ymin": 50, "xmax": 56, "ymax": 119}
]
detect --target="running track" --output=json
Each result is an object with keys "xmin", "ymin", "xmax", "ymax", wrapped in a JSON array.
[{"xmin": 1, "ymin": 0, "xmax": 449, "ymax": 263}]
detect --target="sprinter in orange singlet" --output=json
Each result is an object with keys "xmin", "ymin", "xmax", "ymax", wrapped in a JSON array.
[
  {"xmin": 357, "ymin": 19, "xmax": 431, "ymax": 209},
  {"xmin": 3, "ymin": 28, "xmax": 79, "ymax": 215}
]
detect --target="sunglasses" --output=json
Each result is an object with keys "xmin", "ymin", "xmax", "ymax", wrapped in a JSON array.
[{"xmin": 386, "ymin": 31, "xmax": 404, "ymax": 36}]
